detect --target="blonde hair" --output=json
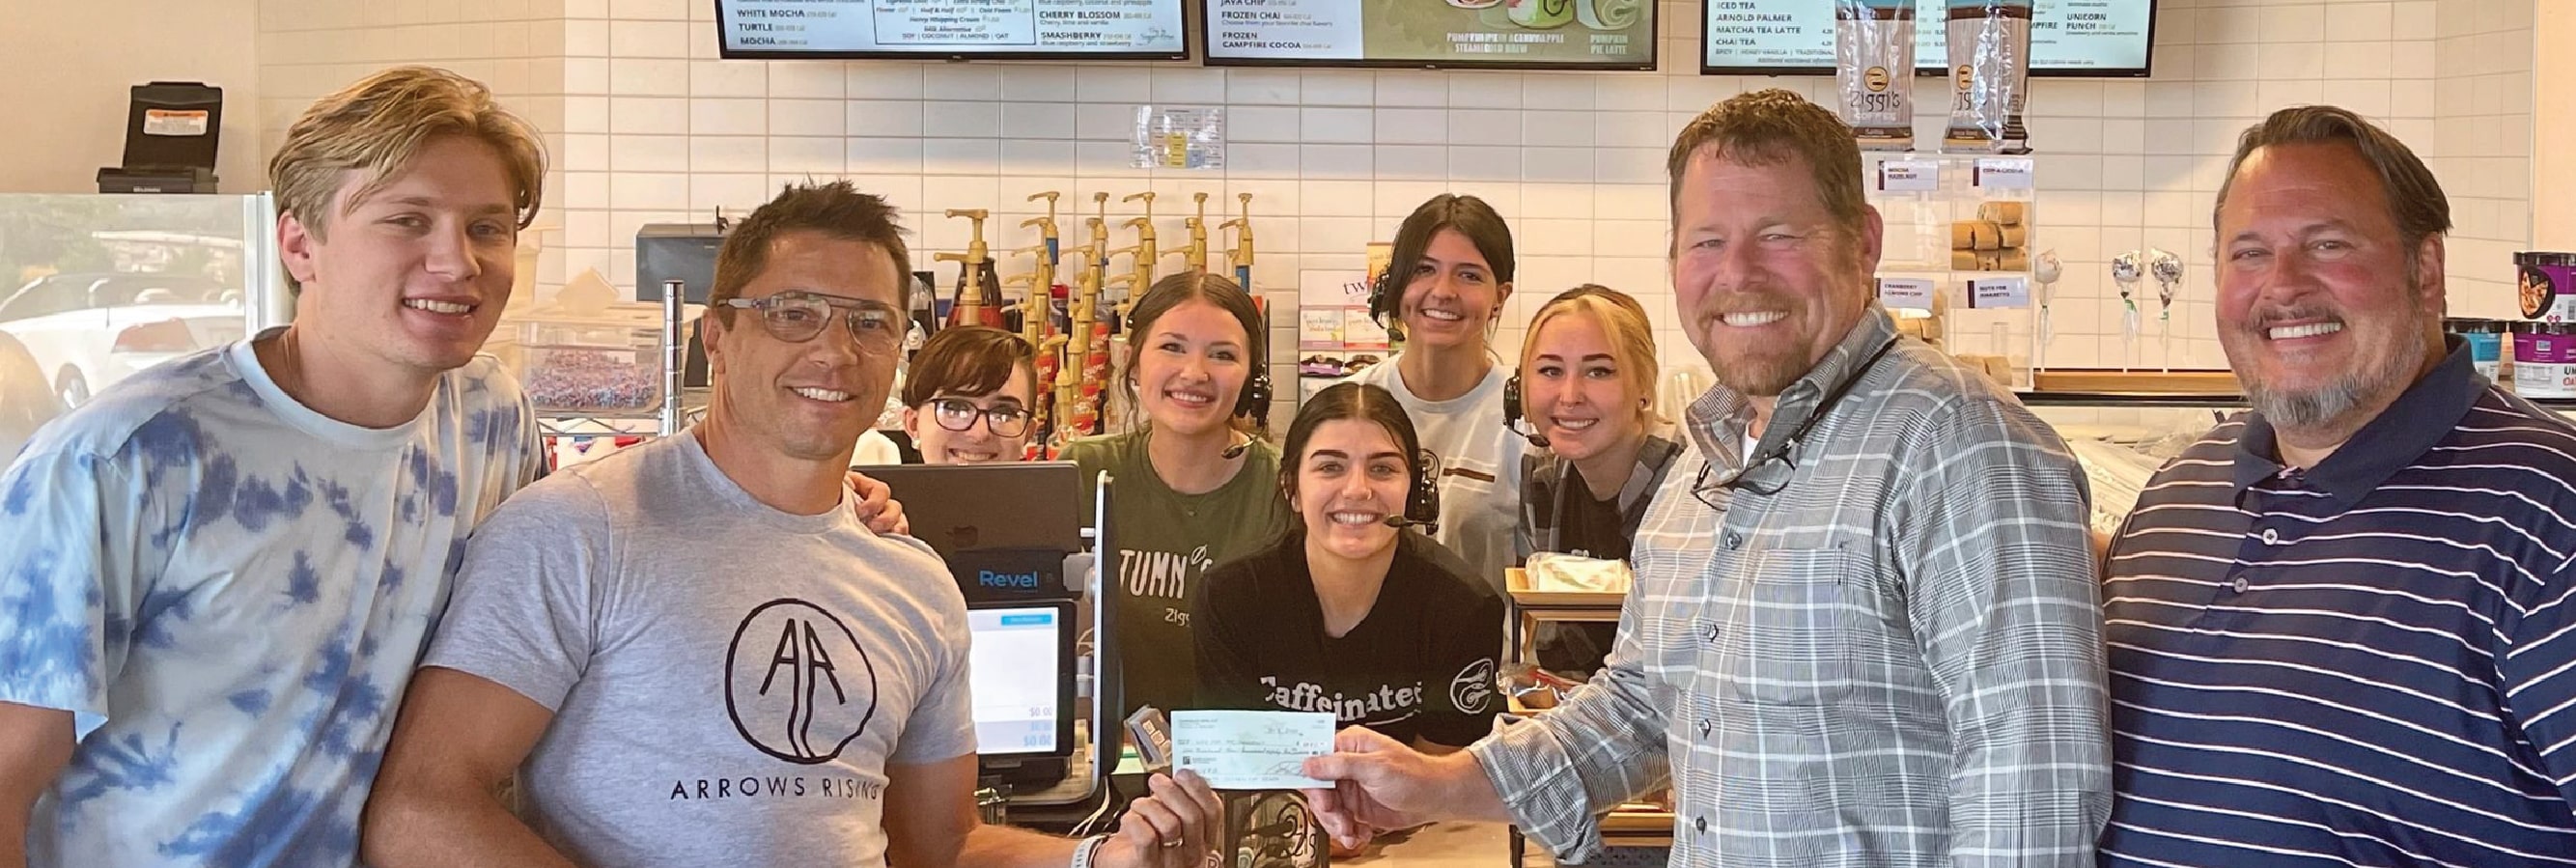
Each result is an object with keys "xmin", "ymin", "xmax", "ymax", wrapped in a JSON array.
[
  {"xmin": 1520, "ymin": 285, "xmax": 1662, "ymax": 426},
  {"xmin": 268, "ymin": 67, "xmax": 546, "ymax": 252}
]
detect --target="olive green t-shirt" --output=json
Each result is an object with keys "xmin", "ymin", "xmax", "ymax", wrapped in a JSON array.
[{"xmin": 1064, "ymin": 431, "xmax": 1290, "ymax": 719}]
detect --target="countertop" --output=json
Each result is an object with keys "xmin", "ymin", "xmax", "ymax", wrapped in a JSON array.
[{"xmin": 1344, "ymin": 823, "xmax": 1541, "ymax": 867}]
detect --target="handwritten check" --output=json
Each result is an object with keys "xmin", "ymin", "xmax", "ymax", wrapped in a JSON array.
[{"xmin": 1169, "ymin": 710, "xmax": 1335, "ymax": 791}]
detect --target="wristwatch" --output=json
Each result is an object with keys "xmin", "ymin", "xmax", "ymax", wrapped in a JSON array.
[{"xmin": 1069, "ymin": 833, "xmax": 1110, "ymax": 868}]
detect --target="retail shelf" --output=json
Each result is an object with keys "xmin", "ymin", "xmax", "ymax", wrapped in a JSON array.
[
  {"xmin": 533, "ymin": 283, "xmax": 695, "ymax": 440},
  {"xmin": 2017, "ymin": 368, "xmax": 2576, "ymax": 409}
]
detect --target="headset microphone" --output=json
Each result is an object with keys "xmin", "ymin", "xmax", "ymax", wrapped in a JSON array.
[
  {"xmin": 1501, "ymin": 374, "xmax": 1551, "ymax": 448},
  {"xmin": 1382, "ymin": 515, "xmax": 1439, "ymax": 533}
]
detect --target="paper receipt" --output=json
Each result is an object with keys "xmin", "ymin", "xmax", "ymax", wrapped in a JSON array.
[{"xmin": 1169, "ymin": 710, "xmax": 1335, "ymax": 791}]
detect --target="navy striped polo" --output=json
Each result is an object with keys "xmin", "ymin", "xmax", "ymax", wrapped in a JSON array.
[{"xmin": 2101, "ymin": 343, "xmax": 2576, "ymax": 866}]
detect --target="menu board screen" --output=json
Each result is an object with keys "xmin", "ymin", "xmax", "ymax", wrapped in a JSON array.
[
  {"xmin": 1203, "ymin": 0, "xmax": 1656, "ymax": 70},
  {"xmin": 1703, "ymin": 0, "xmax": 2153, "ymax": 76},
  {"xmin": 715, "ymin": 0, "xmax": 1188, "ymax": 60}
]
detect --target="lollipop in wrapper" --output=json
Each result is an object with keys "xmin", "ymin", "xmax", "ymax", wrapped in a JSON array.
[
  {"xmin": 2150, "ymin": 247, "xmax": 2185, "ymax": 373},
  {"xmin": 2113, "ymin": 250, "xmax": 2144, "ymax": 370},
  {"xmin": 2032, "ymin": 249, "xmax": 2062, "ymax": 348}
]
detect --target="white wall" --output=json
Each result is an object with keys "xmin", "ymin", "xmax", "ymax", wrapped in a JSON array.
[
  {"xmin": 0, "ymin": 0, "xmax": 264, "ymax": 194},
  {"xmin": 2431, "ymin": 0, "xmax": 2534, "ymax": 311},
  {"xmin": 2534, "ymin": 0, "xmax": 2572, "ymax": 249},
  {"xmin": 537, "ymin": 0, "xmax": 2533, "ymax": 395},
  {"xmin": 256, "ymin": 0, "xmax": 570, "ymax": 290},
  {"xmin": 233, "ymin": 0, "xmax": 2541, "ymax": 395}
]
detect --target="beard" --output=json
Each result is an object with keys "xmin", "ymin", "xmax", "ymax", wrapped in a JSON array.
[
  {"xmin": 2235, "ymin": 303, "xmax": 2432, "ymax": 434},
  {"xmin": 1711, "ymin": 345, "xmax": 1810, "ymax": 398},
  {"xmin": 2245, "ymin": 376, "xmax": 2370, "ymax": 431},
  {"xmin": 1695, "ymin": 266, "xmax": 1871, "ymax": 399}
]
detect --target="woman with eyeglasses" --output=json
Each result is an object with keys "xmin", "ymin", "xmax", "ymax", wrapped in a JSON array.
[
  {"xmin": 1513, "ymin": 286, "xmax": 1681, "ymax": 676},
  {"xmin": 1347, "ymin": 194, "xmax": 1527, "ymax": 594},
  {"xmin": 1063, "ymin": 271, "xmax": 1291, "ymax": 722},
  {"xmin": 894, "ymin": 325, "xmax": 1038, "ymax": 463}
]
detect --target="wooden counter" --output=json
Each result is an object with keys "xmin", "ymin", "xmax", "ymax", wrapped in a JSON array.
[
  {"xmin": 1353, "ymin": 821, "xmax": 1668, "ymax": 866},
  {"xmin": 1345, "ymin": 822, "xmax": 1540, "ymax": 866}
]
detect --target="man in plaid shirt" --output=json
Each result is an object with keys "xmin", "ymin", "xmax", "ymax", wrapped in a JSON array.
[{"xmin": 1300, "ymin": 90, "xmax": 2111, "ymax": 867}]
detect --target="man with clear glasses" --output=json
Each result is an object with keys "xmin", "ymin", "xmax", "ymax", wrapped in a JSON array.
[
  {"xmin": 361, "ymin": 182, "xmax": 1221, "ymax": 868},
  {"xmin": 1297, "ymin": 89, "xmax": 2111, "ymax": 867}
]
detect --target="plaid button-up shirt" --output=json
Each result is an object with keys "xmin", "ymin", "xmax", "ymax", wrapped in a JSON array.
[{"xmin": 1469, "ymin": 307, "xmax": 2111, "ymax": 866}]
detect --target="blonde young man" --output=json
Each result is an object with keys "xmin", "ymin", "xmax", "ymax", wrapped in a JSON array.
[
  {"xmin": 0, "ymin": 67, "xmax": 547, "ymax": 867},
  {"xmin": 0, "ymin": 69, "xmax": 906, "ymax": 868}
]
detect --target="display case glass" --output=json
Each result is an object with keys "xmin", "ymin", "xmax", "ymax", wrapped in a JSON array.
[
  {"xmin": 0, "ymin": 193, "xmax": 284, "ymax": 459},
  {"xmin": 2020, "ymin": 374, "xmax": 2576, "ymax": 539}
]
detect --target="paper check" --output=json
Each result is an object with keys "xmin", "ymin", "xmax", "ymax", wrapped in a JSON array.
[{"xmin": 1169, "ymin": 710, "xmax": 1335, "ymax": 791}]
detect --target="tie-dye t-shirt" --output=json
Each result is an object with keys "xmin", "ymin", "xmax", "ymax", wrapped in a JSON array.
[{"xmin": 0, "ymin": 334, "xmax": 540, "ymax": 867}]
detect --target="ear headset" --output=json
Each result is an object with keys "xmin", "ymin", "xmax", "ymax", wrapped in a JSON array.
[
  {"xmin": 1239, "ymin": 369, "xmax": 1272, "ymax": 417},
  {"xmin": 1501, "ymin": 376, "xmax": 1549, "ymax": 448},
  {"xmin": 1386, "ymin": 449, "xmax": 1442, "ymax": 531},
  {"xmin": 1217, "ymin": 348, "xmax": 1273, "ymax": 460}
]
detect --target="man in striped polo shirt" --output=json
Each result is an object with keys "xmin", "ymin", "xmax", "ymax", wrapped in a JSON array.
[{"xmin": 2101, "ymin": 105, "xmax": 2576, "ymax": 865}]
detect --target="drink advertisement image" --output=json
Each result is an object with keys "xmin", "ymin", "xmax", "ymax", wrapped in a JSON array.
[{"xmin": 1209, "ymin": 0, "xmax": 1656, "ymax": 69}]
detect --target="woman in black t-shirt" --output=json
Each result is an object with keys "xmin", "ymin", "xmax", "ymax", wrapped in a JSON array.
[
  {"xmin": 1192, "ymin": 382, "xmax": 1504, "ymax": 753},
  {"xmin": 1512, "ymin": 286, "xmax": 1682, "ymax": 675}
]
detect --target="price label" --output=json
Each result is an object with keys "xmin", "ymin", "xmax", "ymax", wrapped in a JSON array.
[
  {"xmin": 1970, "ymin": 277, "xmax": 2031, "ymax": 309},
  {"xmin": 1973, "ymin": 157, "xmax": 2035, "ymax": 190},
  {"xmin": 1877, "ymin": 160, "xmax": 1941, "ymax": 193},
  {"xmin": 1877, "ymin": 277, "xmax": 1937, "ymax": 310},
  {"xmin": 142, "ymin": 109, "xmax": 210, "ymax": 137}
]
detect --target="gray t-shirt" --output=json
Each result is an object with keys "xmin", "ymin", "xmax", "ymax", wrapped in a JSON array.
[{"xmin": 422, "ymin": 431, "xmax": 975, "ymax": 868}]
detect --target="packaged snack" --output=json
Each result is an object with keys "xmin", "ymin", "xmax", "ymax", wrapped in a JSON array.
[
  {"xmin": 2518, "ymin": 251, "xmax": 2576, "ymax": 322},
  {"xmin": 1835, "ymin": 0, "xmax": 1917, "ymax": 151},
  {"xmin": 1943, "ymin": 0, "xmax": 2033, "ymax": 154}
]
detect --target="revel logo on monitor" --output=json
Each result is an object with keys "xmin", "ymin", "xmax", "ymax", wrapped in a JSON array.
[{"xmin": 979, "ymin": 569, "xmax": 1041, "ymax": 590}]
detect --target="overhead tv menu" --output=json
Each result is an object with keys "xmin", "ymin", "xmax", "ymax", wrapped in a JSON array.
[
  {"xmin": 717, "ymin": 0, "xmax": 1187, "ymax": 58},
  {"xmin": 1206, "ymin": 0, "xmax": 1655, "ymax": 70},
  {"xmin": 1703, "ymin": 0, "xmax": 2151, "ymax": 74}
]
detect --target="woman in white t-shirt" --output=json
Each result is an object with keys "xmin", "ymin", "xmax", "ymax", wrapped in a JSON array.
[{"xmin": 1347, "ymin": 193, "xmax": 1526, "ymax": 592}]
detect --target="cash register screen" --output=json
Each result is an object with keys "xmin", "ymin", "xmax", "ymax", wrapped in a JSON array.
[{"xmin": 968, "ymin": 604, "xmax": 1067, "ymax": 757}]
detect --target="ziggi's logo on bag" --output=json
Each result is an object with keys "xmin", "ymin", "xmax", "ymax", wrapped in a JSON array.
[{"xmin": 725, "ymin": 599, "xmax": 878, "ymax": 764}]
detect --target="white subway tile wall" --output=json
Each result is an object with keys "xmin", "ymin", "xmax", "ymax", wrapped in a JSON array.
[
  {"xmin": 256, "ymin": 0, "xmax": 2534, "ymax": 400},
  {"xmin": 2434, "ymin": 0, "xmax": 2534, "ymax": 325},
  {"xmin": 258, "ymin": 0, "xmax": 572, "ymax": 288}
]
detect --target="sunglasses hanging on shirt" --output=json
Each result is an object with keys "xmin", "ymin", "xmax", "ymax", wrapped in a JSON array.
[{"xmin": 1695, "ymin": 337, "xmax": 1900, "ymax": 504}]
